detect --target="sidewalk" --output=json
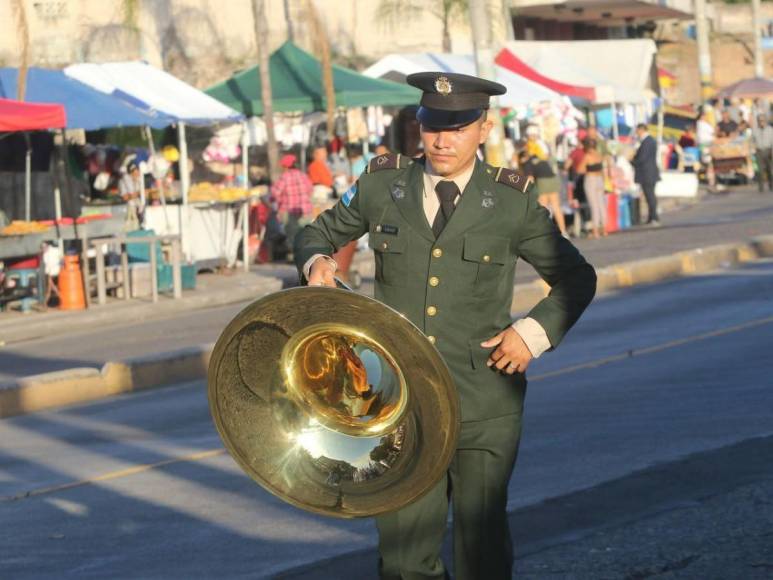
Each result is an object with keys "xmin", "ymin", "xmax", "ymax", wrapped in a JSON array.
[{"xmin": 0, "ymin": 266, "xmax": 285, "ymax": 346}]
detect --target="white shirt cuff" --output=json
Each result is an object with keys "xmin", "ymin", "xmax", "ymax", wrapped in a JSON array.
[
  {"xmin": 302, "ymin": 254, "xmax": 338, "ymax": 280},
  {"xmin": 511, "ymin": 317, "xmax": 552, "ymax": 358}
]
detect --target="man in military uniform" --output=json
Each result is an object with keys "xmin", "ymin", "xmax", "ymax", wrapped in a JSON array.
[{"xmin": 295, "ymin": 72, "xmax": 596, "ymax": 580}]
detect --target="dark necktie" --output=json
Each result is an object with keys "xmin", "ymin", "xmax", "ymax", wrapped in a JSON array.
[{"xmin": 432, "ymin": 180, "xmax": 460, "ymax": 238}]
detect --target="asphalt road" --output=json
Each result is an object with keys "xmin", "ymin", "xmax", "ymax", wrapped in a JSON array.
[
  {"xmin": 2, "ymin": 188, "xmax": 773, "ymax": 384},
  {"xmin": 1, "ymin": 259, "xmax": 772, "ymax": 579}
]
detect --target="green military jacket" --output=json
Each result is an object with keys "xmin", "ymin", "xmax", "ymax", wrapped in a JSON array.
[{"xmin": 295, "ymin": 154, "xmax": 596, "ymax": 422}]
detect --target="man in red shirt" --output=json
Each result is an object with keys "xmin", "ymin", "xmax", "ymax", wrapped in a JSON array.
[{"xmin": 271, "ymin": 154, "xmax": 313, "ymax": 259}]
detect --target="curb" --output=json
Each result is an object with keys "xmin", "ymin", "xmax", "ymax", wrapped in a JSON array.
[
  {"xmin": 0, "ymin": 344, "xmax": 213, "ymax": 419},
  {"xmin": 511, "ymin": 233, "xmax": 773, "ymax": 314},
  {"xmin": 1, "ymin": 233, "xmax": 772, "ymax": 419}
]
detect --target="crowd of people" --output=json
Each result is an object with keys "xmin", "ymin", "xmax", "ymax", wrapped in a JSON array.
[
  {"xmin": 259, "ymin": 98, "xmax": 773, "ymax": 266},
  {"xmin": 511, "ymin": 122, "xmax": 661, "ymax": 239},
  {"xmin": 257, "ymin": 140, "xmax": 390, "ymax": 265},
  {"xmin": 676, "ymin": 98, "xmax": 773, "ymax": 192}
]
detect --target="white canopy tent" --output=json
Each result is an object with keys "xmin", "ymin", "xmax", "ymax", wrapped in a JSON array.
[
  {"xmin": 65, "ymin": 62, "xmax": 243, "ymax": 207},
  {"xmin": 64, "ymin": 62, "xmax": 242, "ymax": 125},
  {"xmin": 502, "ymin": 39, "xmax": 658, "ymax": 105},
  {"xmin": 64, "ymin": 62, "xmax": 246, "ymax": 266},
  {"xmin": 361, "ymin": 53, "xmax": 565, "ymax": 107}
]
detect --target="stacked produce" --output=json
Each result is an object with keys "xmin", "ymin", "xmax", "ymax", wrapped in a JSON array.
[
  {"xmin": 1, "ymin": 221, "xmax": 49, "ymax": 236},
  {"xmin": 188, "ymin": 182, "xmax": 250, "ymax": 203}
]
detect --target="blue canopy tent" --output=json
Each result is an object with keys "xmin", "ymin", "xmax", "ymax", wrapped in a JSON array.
[
  {"xmin": 0, "ymin": 68, "xmax": 174, "ymax": 129},
  {"xmin": 0, "ymin": 68, "xmax": 174, "ymax": 226}
]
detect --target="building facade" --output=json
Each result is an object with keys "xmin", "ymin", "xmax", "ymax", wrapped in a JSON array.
[{"xmin": 0, "ymin": 0, "xmax": 512, "ymax": 89}]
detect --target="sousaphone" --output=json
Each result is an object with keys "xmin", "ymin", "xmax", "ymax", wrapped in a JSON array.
[{"xmin": 207, "ymin": 286, "xmax": 460, "ymax": 518}]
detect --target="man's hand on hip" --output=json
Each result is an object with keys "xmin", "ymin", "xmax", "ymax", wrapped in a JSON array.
[
  {"xmin": 481, "ymin": 327, "xmax": 533, "ymax": 375},
  {"xmin": 307, "ymin": 256, "xmax": 337, "ymax": 287}
]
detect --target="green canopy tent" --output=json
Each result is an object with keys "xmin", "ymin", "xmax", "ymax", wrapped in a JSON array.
[{"xmin": 205, "ymin": 41, "xmax": 420, "ymax": 115}]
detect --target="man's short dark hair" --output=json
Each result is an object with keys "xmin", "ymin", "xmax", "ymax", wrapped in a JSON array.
[{"xmin": 636, "ymin": 123, "xmax": 648, "ymax": 131}]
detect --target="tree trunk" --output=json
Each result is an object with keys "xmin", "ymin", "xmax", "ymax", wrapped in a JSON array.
[
  {"xmin": 12, "ymin": 0, "xmax": 30, "ymax": 102},
  {"xmin": 442, "ymin": 13, "xmax": 451, "ymax": 52},
  {"xmin": 252, "ymin": 0, "xmax": 280, "ymax": 183},
  {"xmin": 307, "ymin": 0, "xmax": 336, "ymax": 138}
]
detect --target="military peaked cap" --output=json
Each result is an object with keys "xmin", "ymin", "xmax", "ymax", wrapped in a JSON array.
[{"xmin": 406, "ymin": 72, "xmax": 507, "ymax": 129}]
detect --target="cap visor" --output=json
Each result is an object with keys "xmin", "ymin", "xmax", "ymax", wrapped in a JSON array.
[{"xmin": 416, "ymin": 107, "xmax": 484, "ymax": 130}]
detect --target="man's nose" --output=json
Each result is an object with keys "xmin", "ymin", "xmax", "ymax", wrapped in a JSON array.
[{"xmin": 434, "ymin": 131, "xmax": 452, "ymax": 149}]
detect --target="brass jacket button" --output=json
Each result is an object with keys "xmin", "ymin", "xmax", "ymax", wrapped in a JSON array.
[
  {"xmin": 432, "ymin": 248, "xmax": 443, "ymax": 258},
  {"xmin": 429, "ymin": 276, "xmax": 440, "ymax": 287},
  {"xmin": 426, "ymin": 306, "xmax": 437, "ymax": 316},
  {"xmin": 482, "ymin": 254, "xmax": 491, "ymax": 263},
  {"xmin": 381, "ymin": 241, "xmax": 389, "ymax": 250},
  {"xmin": 427, "ymin": 335, "xmax": 436, "ymax": 344}
]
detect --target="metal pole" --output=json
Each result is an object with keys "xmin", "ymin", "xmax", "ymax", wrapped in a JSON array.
[
  {"xmin": 241, "ymin": 120, "xmax": 250, "ymax": 272},
  {"xmin": 752, "ymin": 0, "xmax": 765, "ymax": 78},
  {"xmin": 177, "ymin": 122, "xmax": 191, "ymax": 262},
  {"xmin": 469, "ymin": 0, "xmax": 506, "ymax": 167},
  {"xmin": 694, "ymin": 0, "xmax": 713, "ymax": 104},
  {"xmin": 145, "ymin": 125, "xmax": 170, "ymax": 231},
  {"xmin": 171, "ymin": 237, "xmax": 182, "ymax": 298},
  {"xmin": 656, "ymin": 101, "xmax": 665, "ymax": 170},
  {"xmin": 24, "ymin": 133, "xmax": 31, "ymax": 221},
  {"xmin": 241, "ymin": 120, "xmax": 249, "ymax": 189},
  {"xmin": 95, "ymin": 241, "xmax": 106, "ymax": 305},
  {"xmin": 149, "ymin": 238, "xmax": 158, "ymax": 303},
  {"xmin": 611, "ymin": 102, "xmax": 619, "ymax": 141},
  {"xmin": 177, "ymin": 122, "xmax": 190, "ymax": 207}
]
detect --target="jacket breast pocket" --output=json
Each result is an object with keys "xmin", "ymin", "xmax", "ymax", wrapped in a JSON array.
[
  {"xmin": 368, "ymin": 227, "xmax": 410, "ymax": 284},
  {"xmin": 462, "ymin": 235, "xmax": 510, "ymax": 292}
]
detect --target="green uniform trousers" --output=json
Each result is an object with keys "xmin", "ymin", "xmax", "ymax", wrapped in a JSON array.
[{"xmin": 376, "ymin": 412, "xmax": 524, "ymax": 580}]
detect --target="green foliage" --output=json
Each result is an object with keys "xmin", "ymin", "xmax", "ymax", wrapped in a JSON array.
[
  {"xmin": 377, "ymin": 0, "xmax": 468, "ymax": 26},
  {"xmin": 122, "ymin": 0, "xmax": 139, "ymax": 30}
]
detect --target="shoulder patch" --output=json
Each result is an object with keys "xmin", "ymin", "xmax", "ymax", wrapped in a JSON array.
[
  {"xmin": 341, "ymin": 182, "xmax": 358, "ymax": 207},
  {"xmin": 367, "ymin": 153, "xmax": 413, "ymax": 173},
  {"xmin": 494, "ymin": 167, "xmax": 533, "ymax": 193}
]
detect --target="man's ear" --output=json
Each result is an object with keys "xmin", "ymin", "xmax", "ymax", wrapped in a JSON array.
[{"xmin": 479, "ymin": 119, "xmax": 494, "ymax": 143}]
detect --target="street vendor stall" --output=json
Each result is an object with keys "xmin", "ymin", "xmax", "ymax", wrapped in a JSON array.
[
  {"xmin": 205, "ymin": 41, "xmax": 422, "ymax": 274},
  {"xmin": 0, "ymin": 68, "xmax": 179, "ymax": 310},
  {"xmin": 0, "ymin": 97, "xmax": 66, "ymax": 226},
  {"xmin": 65, "ymin": 61, "xmax": 245, "ymax": 267}
]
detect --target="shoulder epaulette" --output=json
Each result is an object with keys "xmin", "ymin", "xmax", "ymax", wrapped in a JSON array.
[
  {"xmin": 489, "ymin": 166, "xmax": 533, "ymax": 193},
  {"xmin": 366, "ymin": 153, "xmax": 413, "ymax": 173}
]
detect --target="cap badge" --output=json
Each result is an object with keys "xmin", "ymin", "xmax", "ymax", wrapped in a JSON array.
[{"xmin": 435, "ymin": 76, "xmax": 453, "ymax": 96}]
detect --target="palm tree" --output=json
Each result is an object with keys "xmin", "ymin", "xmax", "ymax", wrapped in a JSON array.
[
  {"xmin": 11, "ymin": 0, "xmax": 29, "ymax": 101},
  {"xmin": 306, "ymin": 0, "xmax": 336, "ymax": 138},
  {"xmin": 252, "ymin": 0, "xmax": 280, "ymax": 183},
  {"xmin": 377, "ymin": 0, "xmax": 469, "ymax": 52}
]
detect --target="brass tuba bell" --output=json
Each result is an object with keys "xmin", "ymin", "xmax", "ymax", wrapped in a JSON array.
[{"xmin": 207, "ymin": 286, "xmax": 460, "ymax": 518}]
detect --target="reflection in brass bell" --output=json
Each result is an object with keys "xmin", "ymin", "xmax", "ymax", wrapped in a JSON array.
[{"xmin": 207, "ymin": 287, "xmax": 460, "ymax": 518}]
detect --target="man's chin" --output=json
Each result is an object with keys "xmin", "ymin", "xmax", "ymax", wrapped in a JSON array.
[{"xmin": 428, "ymin": 157, "xmax": 457, "ymax": 175}]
